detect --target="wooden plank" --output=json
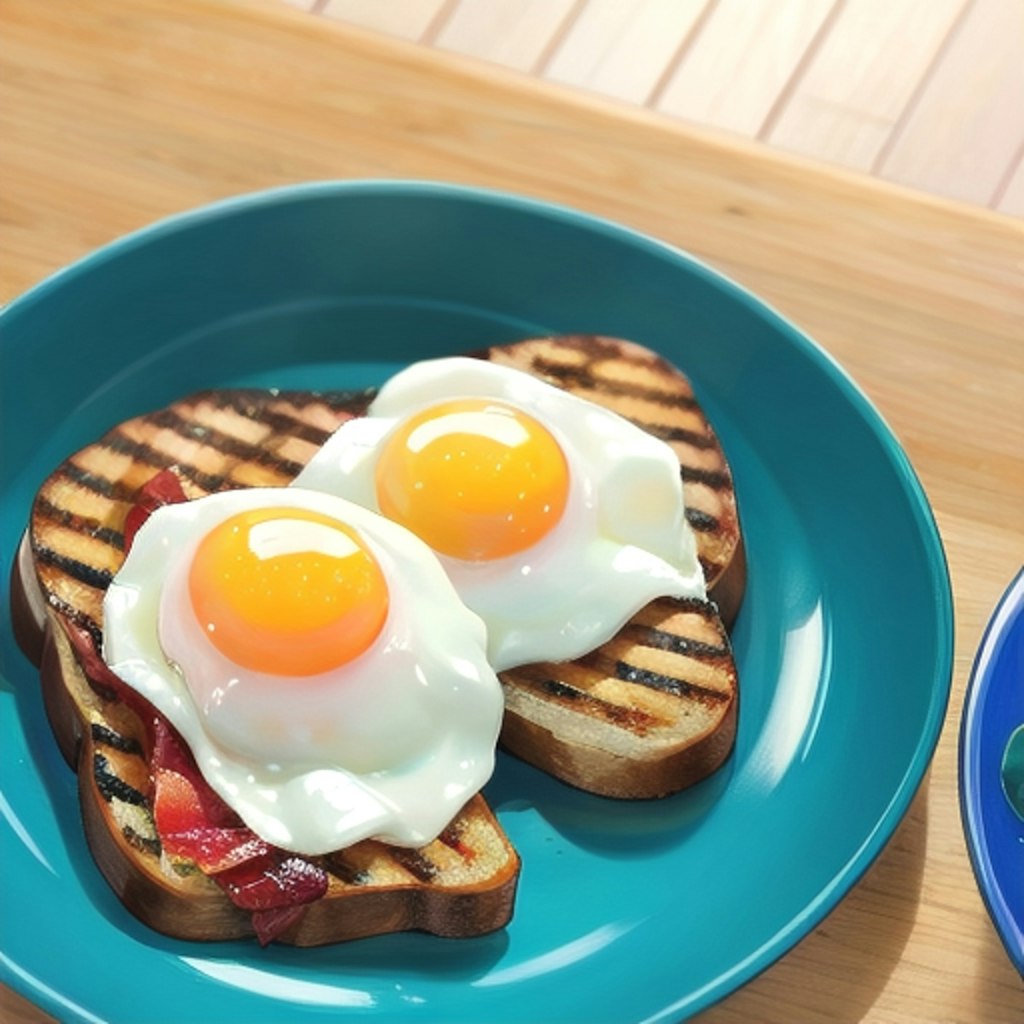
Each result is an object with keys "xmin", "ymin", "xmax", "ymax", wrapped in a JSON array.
[
  {"xmin": 765, "ymin": 0, "xmax": 968, "ymax": 170},
  {"xmin": 996, "ymin": 150, "xmax": 1024, "ymax": 216},
  {"xmin": 320, "ymin": 0, "xmax": 450, "ymax": 41},
  {"xmin": 877, "ymin": 0, "xmax": 1024, "ymax": 205},
  {"xmin": 541, "ymin": 0, "xmax": 710, "ymax": 105},
  {"xmin": 433, "ymin": 0, "xmax": 580, "ymax": 72},
  {"xmin": 655, "ymin": 0, "xmax": 836, "ymax": 137},
  {"xmin": 0, "ymin": 988, "xmax": 56, "ymax": 1024}
]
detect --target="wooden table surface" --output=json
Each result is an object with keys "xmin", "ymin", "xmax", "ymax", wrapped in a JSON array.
[{"xmin": 2, "ymin": 0, "xmax": 1022, "ymax": 1020}]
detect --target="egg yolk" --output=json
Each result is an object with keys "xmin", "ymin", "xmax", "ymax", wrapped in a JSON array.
[
  {"xmin": 375, "ymin": 398, "xmax": 570, "ymax": 562},
  {"xmin": 188, "ymin": 507, "xmax": 389, "ymax": 677}
]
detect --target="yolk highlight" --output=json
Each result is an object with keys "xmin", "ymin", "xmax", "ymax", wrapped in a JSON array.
[
  {"xmin": 189, "ymin": 507, "xmax": 389, "ymax": 677},
  {"xmin": 375, "ymin": 399, "xmax": 570, "ymax": 562}
]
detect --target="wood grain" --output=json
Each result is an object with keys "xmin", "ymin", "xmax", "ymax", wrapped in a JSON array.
[
  {"xmin": 320, "ymin": 0, "xmax": 1024, "ymax": 215},
  {"xmin": 997, "ymin": 150, "xmax": 1024, "ymax": 216},
  {"xmin": 1, "ymin": 0, "xmax": 1023, "ymax": 1021},
  {"xmin": 432, "ymin": 0, "xmax": 580, "ymax": 72},
  {"xmin": 765, "ymin": 0, "xmax": 968, "ymax": 169},
  {"xmin": 875, "ymin": 0, "xmax": 1024, "ymax": 205},
  {"xmin": 542, "ymin": 0, "xmax": 711, "ymax": 105},
  {"xmin": 0, "ymin": 988, "xmax": 57, "ymax": 1024},
  {"xmin": 655, "ymin": 0, "xmax": 836, "ymax": 136},
  {"xmin": 320, "ymin": 0, "xmax": 450, "ymax": 41}
]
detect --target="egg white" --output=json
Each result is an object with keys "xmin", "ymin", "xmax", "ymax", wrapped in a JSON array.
[
  {"xmin": 293, "ymin": 357, "xmax": 707, "ymax": 671},
  {"xmin": 102, "ymin": 487, "xmax": 504, "ymax": 855}
]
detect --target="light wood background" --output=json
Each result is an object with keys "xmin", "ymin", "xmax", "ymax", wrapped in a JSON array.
[
  {"xmin": 0, "ymin": 1, "xmax": 1022, "ymax": 1021},
  {"xmin": 285, "ymin": 0, "xmax": 1024, "ymax": 217}
]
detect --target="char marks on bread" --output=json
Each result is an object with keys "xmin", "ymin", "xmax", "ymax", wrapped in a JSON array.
[
  {"xmin": 476, "ymin": 336, "xmax": 743, "ymax": 798},
  {"xmin": 13, "ymin": 387, "xmax": 517, "ymax": 946},
  {"xmin": 11, "ymin": 335, "xmax": 743, "ymax": 943}
]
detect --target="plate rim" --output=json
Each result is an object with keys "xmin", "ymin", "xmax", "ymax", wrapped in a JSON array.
[
  {"xmin": 0, "ymin": 179, "xmax": 956, "ymax": 1021},
  {"xmin": 959, "ymin": 566, "xmax": 1024, "ymax": 974}
]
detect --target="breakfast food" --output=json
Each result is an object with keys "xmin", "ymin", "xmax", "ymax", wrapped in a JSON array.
[
  {"xmin": 294, "ymin": 357, "xmax": 707, "ymax": 671},
  {"xmin": 296, "ymin": 341, "xmax": 743, "ymax": 797},
  {"xmin": 11, "ymin": 400, "xmax": 519, "ymax": 946},
  {"xmin": 10, "ymin": 334, "xmax": 742, "ymax": 944},
  {"xmin": 105, "ymin": 486, "xmax": 504, "ymax": 855}
]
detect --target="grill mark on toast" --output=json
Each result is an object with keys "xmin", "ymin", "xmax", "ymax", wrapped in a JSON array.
[
  {"xmin": 144, "ymin": 408, "xmax": 307, "ymax": 478},
  {"xmin": 511, "ymin": 590, "xmax": 734, "ymax": 727},
  {"xmin": 60, "ymin": 462, "xmax": 136, "ymax": 502},
  {"xmin": 387, "ymin": 847, "xmax": 439, "ymax": 883},
  {"xmin": 250, "ymin": 410, "xmax": 336, "ymax": 447},
  {"xmin": 619, "ymin": 622, "xmax": 730, "ymax": 660},
  {"xmin": 100, "ymin": 392, "xmax": 367, "ymax": 492},
  {"xmin": 574, "ymin": 635, "xmax": 732, "ymax": 707},
  {"xmin": 488, "ymin": 336, "xmax": 706, "ymax": 413},
  {"xmin": 543, "ymin": 678, "xmax": 582, "ymax": 701},
  {"xmin": 34, "ymin": 496, "xmax": 124, "ymax": 548},
  {"xmin": 640, "ymin": 421, "xmax": 715, "ymax": 450},
  {"xmin": 508, "ymin": 668, "xmax": 662, "ymax": 733},
  {"xmin": 94, "ymin": 752, "xmax": 149, "ymax": 807},
  {"xmin": 91, "ymin": 723, "xmax": 144, "ymax": 756},
  {"xmin": 439, "ymin": 821, "xmax": 477, "ymax": 862},
  {"xmin": 322, "ymin": 852, "xmax": 371, "ymax": 886},
  {"xmin": 609, "ymin": 661, "xmax": 731, "ymax": 704},
  {"xmin": 582, "ymin": 598, "xmax": 734, "ymax": 705},
  {"xmin": 124, "ymin": 826, "xmax": 162, "ymax": 857},
  {"xmin": 679, "ymin": 466, "xmax": 731, "ymax": 490},
  {"xmin": 686, "ymin": 507, "xmax": 719, "ymax": 533},
  {"xmin": 527, "ymin": 358, "xmax": 701, "ymax": 410},
  {"xmin": 84, "ymin": 696, "xmax": 181, "ymax": 858},
  {"xmin": 104, "ymin": 431, "xmax": 229, "ymax": 493},
  {"xmin": 34, "ymin": 545, "xmax": 114, "ymax": 591},
  {"xmin": 216, "ymin": 390, "xmax": 369, "ymax": 445}
]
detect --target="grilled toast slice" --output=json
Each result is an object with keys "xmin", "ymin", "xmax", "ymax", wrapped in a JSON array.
[
  {"xmin": 477, "ymin": 336, "xmax": 742, "ymax": 797},
  {"xmin": 11, "ymin": 388, "xmax": 518, "ymax": 946}
]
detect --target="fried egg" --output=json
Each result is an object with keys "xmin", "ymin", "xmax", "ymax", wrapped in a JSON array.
[
  {"xmin": 102, "ymin": 487, "xmax": 504, "ymax": 855},
  {"xmin": 293, "ymin": 357, "xmax": 706, "ymax": 671}
]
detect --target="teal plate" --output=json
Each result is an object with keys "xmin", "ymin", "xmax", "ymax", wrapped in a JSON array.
[{"xmin": 0, "ymin": 182, "xmax": 952, "ymax": 1023}]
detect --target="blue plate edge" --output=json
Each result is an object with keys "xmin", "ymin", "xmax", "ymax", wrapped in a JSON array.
[{"xmin": 958, "ymin": 567, "xmax": 1024, "ymax": 975}]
